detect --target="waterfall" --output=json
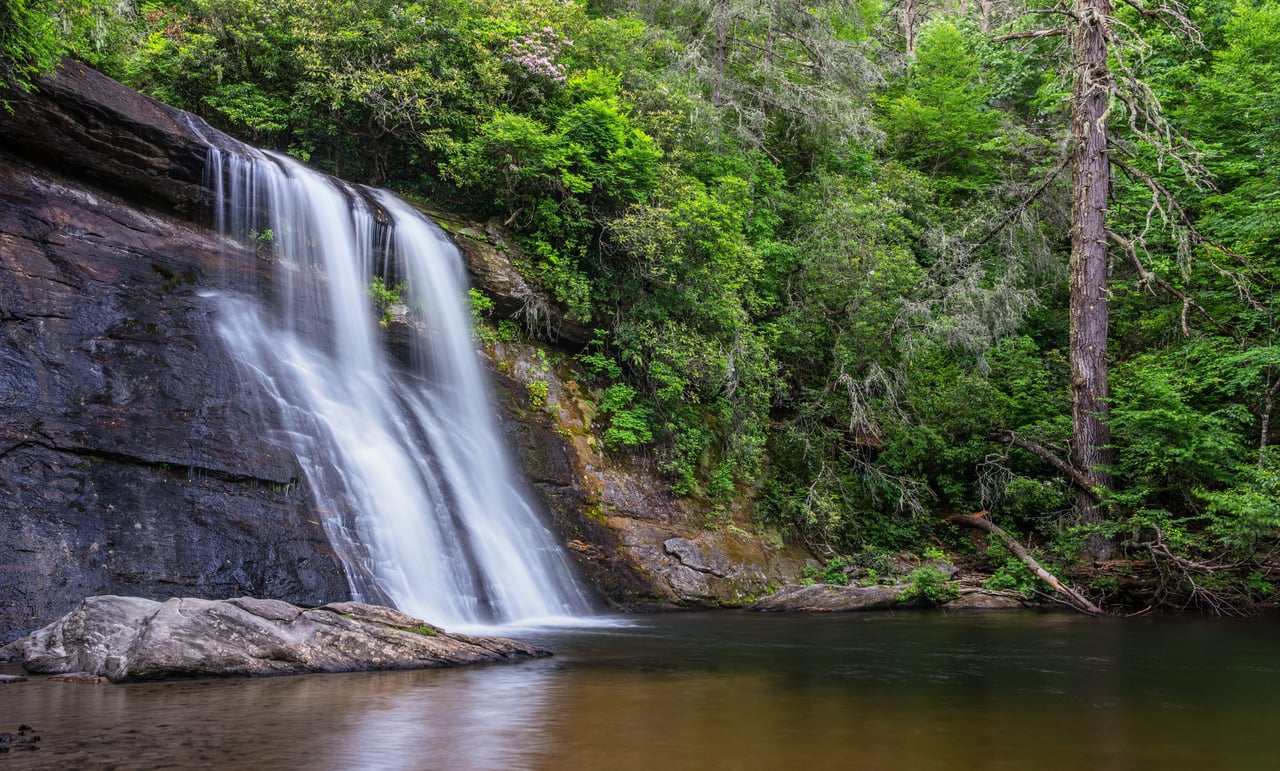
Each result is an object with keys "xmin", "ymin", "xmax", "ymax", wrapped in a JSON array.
[{"xmin": 205, "ymin": 147, "xmax": 592, "ymax": 626}]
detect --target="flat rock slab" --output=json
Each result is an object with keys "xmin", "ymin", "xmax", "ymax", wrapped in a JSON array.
[
  {"xmin": 749, "ymin": 583, "xmax": 907, "ymax": 612},
  {"xmin": 46, "ymin": 672, "xmax": 103, "ymax": 684},
  {"xmin": 946, "ymin": 590, "xmax": 1028, "ymax": 609},
  {"xmin": 3, "ymin": 596, "xmax": 549, "ymax": 683}
]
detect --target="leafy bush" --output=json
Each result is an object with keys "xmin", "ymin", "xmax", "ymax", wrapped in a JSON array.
[
  {"xmin": 800, "ymin": 556, "xmax": 852, "ymax": 586},
  {"xmin": 982, "ymin": 557, "xmax": 1039, "ymax": 597},
  {"xmin": 899, "ymin": 565, "xmax": 960, "ymax": 605},
  {"xmin": 525, "ymin": 379, "xmax": 549, "ymax": 410},
  {"xmin": 597, "ymin": 384, "xmax": 652, "ymax": 449}
]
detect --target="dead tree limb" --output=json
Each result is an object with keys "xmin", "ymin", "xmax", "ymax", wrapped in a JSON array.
[
  {"xmin": 988, "ymin": 429, "xmax": 1103, "ymax": 504},
  {"xmin": 947, "ymin": 513, "xmax": 1106, "ymax": 615},
  {"xmin": 971, "ymin": 155, "xmax": 1070, "ymax": 251},
  {"xmin": 994, "ymin": 27, "xmax": 1068, "ymax": 41}
]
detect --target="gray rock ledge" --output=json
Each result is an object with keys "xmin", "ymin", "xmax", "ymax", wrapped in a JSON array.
[
  {"xmin": 0, "ymin": 596, "xmax": 548, "ymax": 682},
  {"xmin": 749, "ymin": 583, "xmax": 907, "ymax": 612}
]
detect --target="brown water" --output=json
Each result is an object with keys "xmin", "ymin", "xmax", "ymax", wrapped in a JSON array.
[{"xmin": 2, "ymin": 610, "xmax": 1276, "ymax": 770}]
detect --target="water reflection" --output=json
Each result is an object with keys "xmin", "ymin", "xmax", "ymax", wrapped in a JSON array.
[{"xmin": 3, "ymin": 612, "xmax": 1277, "ymax": 770}]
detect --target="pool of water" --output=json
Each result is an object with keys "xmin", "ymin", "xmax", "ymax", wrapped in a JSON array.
[{"xmin": 2, "ymin": 610, "xmax": 1276, "ymax": 769}]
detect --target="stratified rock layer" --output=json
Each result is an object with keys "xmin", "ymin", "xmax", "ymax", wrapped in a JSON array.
[{"xmin": 3, "ymin": 596, "xmax": 547, "ymax": 682}]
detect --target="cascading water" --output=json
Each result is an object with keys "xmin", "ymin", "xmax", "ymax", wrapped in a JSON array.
[{"xmin": 204, "ymin": 146, "xmax": 592, "ymax": 626}]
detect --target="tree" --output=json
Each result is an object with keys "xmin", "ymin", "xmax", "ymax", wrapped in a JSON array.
[
  {"xmin": 1067, "ymin": 0, "xmax": 1115, "ymax": 561},
  {"xmin": 992, "ymin": 0, "xmax": 1207, "ymax": 562},
  {"xmin": 881, "ymin": 19, "xmax": 1001, "ymax": 197},
  {"xmin": 619, "ymin": 0, "xmax": 882, "ymax": 162}
]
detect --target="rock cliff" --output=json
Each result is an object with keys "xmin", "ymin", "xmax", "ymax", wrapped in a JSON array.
[
  {"xmin": 0, "ymin": 62, "xmax": 349, "ymax": 641},
  {"xmin": 0, "ymin": 61, "xmax": 808, "ymax": 640}
]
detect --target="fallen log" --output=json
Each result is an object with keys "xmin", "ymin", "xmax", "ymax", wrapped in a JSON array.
[{"xmin": 947, "ymin": 514, "xmax": 1106, "ymax": 616}]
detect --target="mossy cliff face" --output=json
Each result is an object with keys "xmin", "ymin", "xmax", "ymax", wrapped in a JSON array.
[{"xmin": 450, "ymin": 228, "xmax": 810, "ymax": 609}]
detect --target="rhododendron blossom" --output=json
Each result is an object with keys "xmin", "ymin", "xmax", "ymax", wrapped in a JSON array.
[{"xmin": 505, "ymin": 27, "xmax": 572, "ymax": 85}]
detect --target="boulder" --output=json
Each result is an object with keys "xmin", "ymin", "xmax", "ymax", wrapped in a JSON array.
[
  {"xmin": 4, "ymin": 596, "xmax": 548, "ymax": 683},
  {"xmin": 0, "ymin": 58, "xmax": 231, "ymax": 217}
]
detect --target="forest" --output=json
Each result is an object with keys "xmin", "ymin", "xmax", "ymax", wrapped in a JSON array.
[{"xmin": 4, "ymin": 0, "xmax": 1278, "ymax": 613}]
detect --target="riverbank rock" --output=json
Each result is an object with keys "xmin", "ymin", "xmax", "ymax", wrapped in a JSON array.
[
  {"xmin": 2, "ymin": 596, "xmax": 548, "ymax": 683},
  {"xmin": 749, "ymin": 584, "xmax": 908, "ymax": 612},
  {"xmin": 748, "ymin": 582, "xmax": 1032, "ymax": 612},
  {"xmin": 946, "ymin": 589, "xmax": 1028, "ymax": 610}
]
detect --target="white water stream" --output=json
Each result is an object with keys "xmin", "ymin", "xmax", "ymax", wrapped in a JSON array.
[{"xmin": 204, "ymin": 148, "xmax": 591, "ymax": 626}]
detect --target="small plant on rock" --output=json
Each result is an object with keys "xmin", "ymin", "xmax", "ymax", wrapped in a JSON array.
[{"xmin": 899, "ymin": 565, "xmax": 960, "ymax": 605}]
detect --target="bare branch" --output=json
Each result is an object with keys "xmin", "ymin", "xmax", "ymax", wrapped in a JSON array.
[
  {"xmin": 1111, "ymin": 157, "xmax": 1265, "ymax": 315},
  {"xmin": 994, "ymin": 27, "xmax": 1067, "ymax": 42},
  {"xmin": 972, "ymin": 155, "xmax": 1070, "ymax": 250},
  {"xmin": 1107, "ymin": 230, "xmax": 1231, "ymax": 335},
  {"xmin": 989, "ymin": 428, "xmax": 1103, "ymax": 503}
]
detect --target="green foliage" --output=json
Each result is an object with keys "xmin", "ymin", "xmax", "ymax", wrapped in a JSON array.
[
  {"xmin": 983, "ymin": 557, "xmax": 1039, "ymax": 597},
  {"xmin": 1201, "ymin": 449, "xmax": 1280, "ymax": 550},
  {"xmin": 1, "ymin": 0, "xmax": 62, "ymax": 110},
  {"xmin": 597, "ymin": 384, "xmax": 653, "ymax": 449},
  {"xmin": 369, "ymin": 276, "xmax": 406, "ymax": 326},
  {"xmin": 800, "ymin": 556, "xmax": 852, "ymax": 586},
  {"xmin": 468, "ymin": 287, "xmax": 495, "ymax": 321},
  {"xmin": 1190, "ymin": 2, "xmax": 1280, "ymax": 256},
  {"xmin": 1109, "ymin": 346, "xmax": 1251, "ymax": 507},
  {"xmin": 1244, "ymin": 570, "xmax": 1275, "ymax": 599},
  {"xmin": 525, "ymin": 379, "xmax": 549, "ymax": 410},
  {"xmin": 881, "ymin": 19, "xmax": 1001, "ymax": 198},
  {"xmin": 898, "ymin": 565, "xmax": 960, "ymax": 605}
]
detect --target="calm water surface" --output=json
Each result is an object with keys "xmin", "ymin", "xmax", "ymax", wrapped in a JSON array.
[{"xmin": 2, "ymin": 611, "xmax": 1276, "ymax": 770}]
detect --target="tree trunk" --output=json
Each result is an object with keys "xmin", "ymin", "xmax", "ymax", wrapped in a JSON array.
[
  {"xmin": 1069, "ymin": 0, "xmax": 1114, "ymax": 562},
  {"xmin": 902, "ymin": 0, "xmax": 920, "ymax": 55},
  {"xmin": 711, "ymin": 0, "xmax": 729, "ymax": 106}
]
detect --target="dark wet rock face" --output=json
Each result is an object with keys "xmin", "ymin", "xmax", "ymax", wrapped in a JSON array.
[
  {"xmin": 3, "ymin": 596, "xmax": 547, "ymax": 682},
  {"xmin": 0, "ymin": 65, "xmax": 349, "ymax": 641},
  {"xmin": 0, "ymin": 59, "xmax": 227, "ymax": 217}
]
